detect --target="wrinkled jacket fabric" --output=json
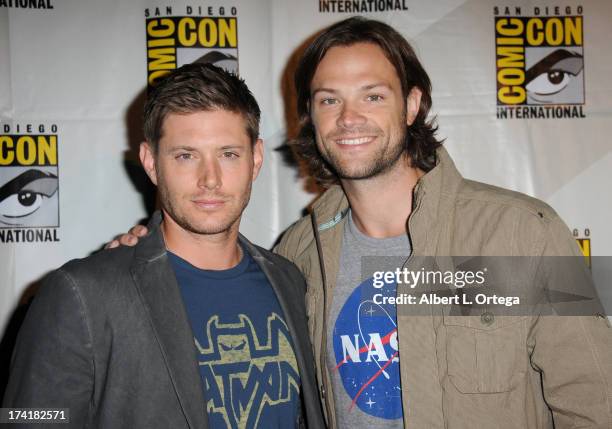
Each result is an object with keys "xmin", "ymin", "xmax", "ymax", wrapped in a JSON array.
[{"xmin": 276, "ymin": 147, "xmax": 612, "ymax": 429}]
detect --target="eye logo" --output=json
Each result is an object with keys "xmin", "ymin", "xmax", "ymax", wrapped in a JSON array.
[
  {"xmin": 0, "ymin": 169, "xmax": 58, "ymax": 225},
  {"xmin": 525, "ymin": 48, "xmax": 583, "ymax": 103},
  {"xmin": 494, "ymin": 12, "xmax": 586, "ymax": 119},
  {"xmin": 0, "ymin": 133, "xmax": 59, "ymax": 230}
]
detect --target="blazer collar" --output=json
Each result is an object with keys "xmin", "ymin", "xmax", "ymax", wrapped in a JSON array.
[{"xmin": 130, "ymin": 212, "xmax": 208, "ymax": 429}]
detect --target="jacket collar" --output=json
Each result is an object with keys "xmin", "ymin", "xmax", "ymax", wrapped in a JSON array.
[
  {"xmin": 311, "ymin": 185, "xmax": 349, "ymax": 232},
  {"xmin": 130, "ymin": 212, "xmax": 208, "ymax": 429}
]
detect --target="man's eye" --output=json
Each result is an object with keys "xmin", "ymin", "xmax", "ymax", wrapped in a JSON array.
[
  {"xmin": 176, "ymin": 153, "xmax": 193, "ymax": 160},
  {"xmin": 366, "ymin": 94, "xmax": 384, "ymax": 102},
  {"xmin": 0, "ymin": 192, "xmax": 45, "ymax": 218},
  {"xmin": 320, "ymin": 98, "xmax": 338, "ymax": 105},
  {"xmin": 222, "ymin": 152, "xmax": 239, "ymax": 159},
  {"xmin": 525, "ymin": 70, "xmax": 573, "ymax": 96}
]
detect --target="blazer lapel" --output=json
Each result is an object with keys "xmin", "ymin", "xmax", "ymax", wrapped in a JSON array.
[
  {"xmin": 130, "ymin": 217, "xmax": 208, "ymax": 429},
  {"xmin": 242, "ymin": 236, "xmax": 325, "ymax": 427},
  {"xmin": 240, "ymin": 235, "xmax": 312, "ymax": 380},
  {"xmin": 240, "ymin": 237, "xmax": 305, "ymax": 348}
]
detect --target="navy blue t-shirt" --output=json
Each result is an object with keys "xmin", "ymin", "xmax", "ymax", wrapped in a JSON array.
[{"xmin": 168, "ymin": 248, "xmax": 301, "ymax": 429}]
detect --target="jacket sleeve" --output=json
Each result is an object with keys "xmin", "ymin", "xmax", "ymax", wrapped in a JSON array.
[
  {"xmin": 2, "ymin": 269, "xmax": 94, "ymax": 428},
  {"xmin": 529, "ymin": 215, "xmax": 612, "ymax": 428}
]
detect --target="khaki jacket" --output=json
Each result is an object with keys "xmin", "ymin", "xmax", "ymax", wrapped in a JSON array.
[{"xmin": 276, "ymin": 147, "xmax": 612, "ymax": 429}]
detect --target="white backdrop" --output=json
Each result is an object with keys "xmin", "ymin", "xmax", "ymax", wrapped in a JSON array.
[{"xmin": 1, "ymin": 0, "xmax": 611, "ymax": 333}]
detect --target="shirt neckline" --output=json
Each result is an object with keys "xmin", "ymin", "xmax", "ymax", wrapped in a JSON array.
[{"xmin": 167, "ymin": 243, "xmax": 250, "ymax": 279}]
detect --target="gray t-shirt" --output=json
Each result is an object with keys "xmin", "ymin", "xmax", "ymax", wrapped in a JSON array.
[{"xmin": 327, "ymin": 210, "xmax": 411, "ymax": 428}]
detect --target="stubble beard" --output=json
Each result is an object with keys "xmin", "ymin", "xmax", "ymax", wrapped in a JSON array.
[
  {"xmin": 157, "ymin": 175, "xmax": 252, "ymax": 236},
  {"xmin": 320, "ymin": 126, "xmax": 407, "ymax": 181}
]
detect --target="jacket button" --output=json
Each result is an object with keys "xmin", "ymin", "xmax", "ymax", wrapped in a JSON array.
[
  {"xmin": 481, "ymin": 312, "xmax": 494, "ymax": 325},
  {"xmin": 320, "ymin": 385, "xmax": 326, "ymax": 399}
]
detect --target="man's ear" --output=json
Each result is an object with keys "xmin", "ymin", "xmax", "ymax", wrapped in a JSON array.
[
  {"xmin": 406, "ymin": 87, "xmax": 422, "ymax": 126},
  {"xmin": 139, "ymin": 142, "xmax": 158, "ymax": 186},
  {"xmin": 252, "ymin": 139, "xmax": 264, "ymax": 181}
]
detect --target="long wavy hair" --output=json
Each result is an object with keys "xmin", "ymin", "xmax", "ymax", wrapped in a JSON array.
[{"xmin": 293, "ymin": 17, "xmax": 443, "ymax": 187}]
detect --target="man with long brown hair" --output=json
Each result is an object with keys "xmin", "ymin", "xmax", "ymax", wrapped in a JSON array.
[{"xmin": 276, "ymin": 17, "xmax": 612, "ymax": 429}]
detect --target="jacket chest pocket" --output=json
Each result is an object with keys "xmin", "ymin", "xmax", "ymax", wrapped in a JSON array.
[{"xmin": 443, "ymin": 314, "xmax": 528, "ymax": 393}]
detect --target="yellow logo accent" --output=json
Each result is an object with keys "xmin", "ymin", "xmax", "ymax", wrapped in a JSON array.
[
  {"xmin": 576, "ymin": 238, "xmax": 591, "ymax": 268},
  {"xmin": 195, "ymin": 313, "xmax": 300, "ymax": 429}
]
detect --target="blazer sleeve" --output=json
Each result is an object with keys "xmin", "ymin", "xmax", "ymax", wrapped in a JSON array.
[{"xmin": 2, "ymin": 268, "xmax": 94, "ymax": 428}]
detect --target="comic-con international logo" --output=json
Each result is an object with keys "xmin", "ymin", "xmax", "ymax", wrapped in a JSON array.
[
  {"xmin": 145, "ymin": 6, "xmax": 238, "ymax": 88},
  {"xmin": 0, "ymin": 124, "xmax": 59, "ymax": 243},
  {"xmin": 494, "ymin": 6, "xmax": 585, "ymax": 119}
]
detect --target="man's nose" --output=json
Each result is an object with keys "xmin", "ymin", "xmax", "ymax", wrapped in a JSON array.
[
  {"xmin": 337, "ymin": 101, "xmax": 367, "ymax": 129},
  {"xmin": 197, "ymin": 157, "xmax": 222, "ymax": 190}
]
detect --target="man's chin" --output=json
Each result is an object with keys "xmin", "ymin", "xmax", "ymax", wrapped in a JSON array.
[
  {"xmin": 334, "ymin": 165, "xmax": 385, "ymax": 180},
  {"xmin": 181, "ymin": 220, "xmax": 238, "ymax": 236},
  {"xmin": 164, "ymin": 211, "xmax": 240, "ymax": 236},
  {"xmin": 331, "ymin": 152, "xmax": 406, "ymax": 181},
  {"xmin": 323, "ymin": 151, "xmax": 385, "ymax": 179}
]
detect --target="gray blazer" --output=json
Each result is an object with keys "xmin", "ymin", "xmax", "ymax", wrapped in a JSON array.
[{"xmin": 3, "ymin": 214, "xmax": 325, "ymax": 428}]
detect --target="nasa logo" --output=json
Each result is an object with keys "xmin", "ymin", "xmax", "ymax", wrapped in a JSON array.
[{"xmin": 333, "ymin": 278, "xmax": 402, "ymax": 419}]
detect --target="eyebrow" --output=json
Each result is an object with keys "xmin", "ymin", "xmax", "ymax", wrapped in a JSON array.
[
  {"xmin": 167, "ymin": 145, "xmax": 246, "ymax": 153},
  {"xmin": 0, "ymin": 169, "xmax": 58, "ymax": 202},
  {"xmin": 362, "ymin": 83, "xmax": 393, "ymax": 91},
  {"xmin": 311, "ymin": 87, "xmax": 337, "ymax": 97},
  {"xmin": 167, "ymin": 146, "xmax": 197, "ymax": 153},
  {"xmin": 311, "ymin": 82, "xmax": 393, "ymax": 96}
]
